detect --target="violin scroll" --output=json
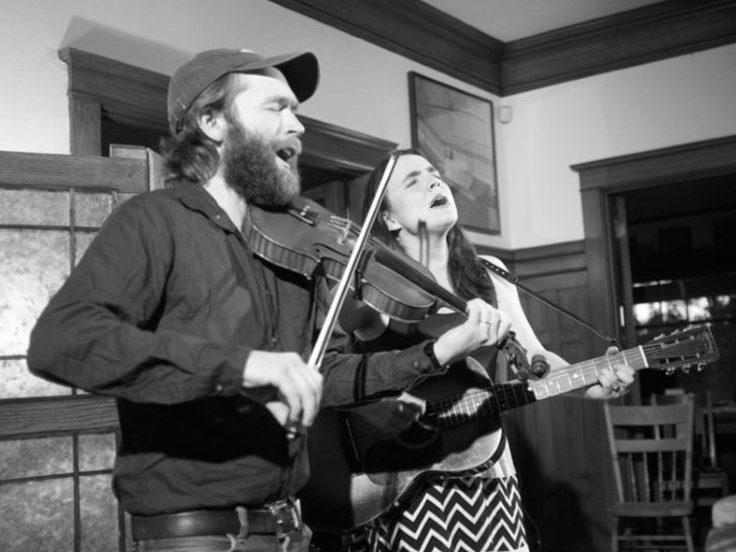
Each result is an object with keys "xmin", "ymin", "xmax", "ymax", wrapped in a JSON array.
[{"xmin": 497, "ymin": 331, "xmax": 548, "ymax": 382}]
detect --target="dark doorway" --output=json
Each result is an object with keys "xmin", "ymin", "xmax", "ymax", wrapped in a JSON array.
[
  {"xmin": 575, "ymin": 138, "xmax": 736, "ymax": 541},
  {"xmin": 621, "ymin": 174, "xmax": 736, "ymax": 402}
]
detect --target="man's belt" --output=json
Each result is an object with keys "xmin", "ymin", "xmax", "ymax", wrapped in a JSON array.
[{"xmin": 131, "ymin": 499, "xmax": 301, "ymax": 540}]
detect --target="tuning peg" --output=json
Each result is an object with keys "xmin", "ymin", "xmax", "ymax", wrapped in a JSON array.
[{"xmin": 530, "ymin": 355, "xmax": 550, "ymax": 377}]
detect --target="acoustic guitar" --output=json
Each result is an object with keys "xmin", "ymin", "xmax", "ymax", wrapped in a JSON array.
[{"xmin": 299, "ymin": 325, "xmax": 718, "ymax": 531}]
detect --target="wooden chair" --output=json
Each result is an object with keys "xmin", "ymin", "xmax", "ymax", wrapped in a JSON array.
[
  {"xmin": 700, "ymin": 391, "xmax": 731, "ymax": 504},
  {"xmin": 651, "ymin": 391, "xmax": 730, "ymax": 508},
  {"xmin": 604, "ymin": 398, "xmax": 696, "ymax": 552}
]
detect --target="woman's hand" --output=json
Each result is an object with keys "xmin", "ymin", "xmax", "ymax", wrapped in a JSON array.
[
  {"xmin": 584, "ymin": 346, "xmax": 636, "ymax": 400},
  {"xmin": 433, "ymin": 298, "xmax": 511, "ymax": 366}
]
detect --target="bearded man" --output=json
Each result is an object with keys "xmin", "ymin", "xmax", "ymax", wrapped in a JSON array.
[
  {"xmin": 28, "ymin": 49, "xmax": 324, "ymax": 552},
  {"xmin": 28, "ymin": 47, "xmax": 523, "ymax": 552}
]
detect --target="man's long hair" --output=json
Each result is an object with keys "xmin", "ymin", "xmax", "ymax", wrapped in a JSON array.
[
  {"xmin": 160, "ymin": 73, "xmax": 241, "ymax": 185},
  {"xmin": 361, "ymin": 149, "xmax": 496, "ymax": 306}
]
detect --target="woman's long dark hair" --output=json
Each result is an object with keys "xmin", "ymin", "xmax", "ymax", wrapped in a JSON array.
[
  {"xmin": 361, "ymin": 149, "xmax": 496, "ymax": 306},
  {"xmin": 159, "ymin": 73, "xmax": 241, "ymax": 186}
]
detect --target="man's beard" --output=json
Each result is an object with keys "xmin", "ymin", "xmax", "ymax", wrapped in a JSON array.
[{"xmin": 222, "ymin": 121, "xmax": 301, "ymax": 209}]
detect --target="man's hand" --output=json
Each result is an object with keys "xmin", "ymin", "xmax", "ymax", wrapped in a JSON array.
[{"xmin": 243, "ymin": 351, "xmax": 323, "ymax": 431}]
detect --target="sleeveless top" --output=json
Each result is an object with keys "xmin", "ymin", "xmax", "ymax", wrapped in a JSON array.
[
  {"xmin": 351, "ymin": 312, "xmax": 517, "ymax": 481},
  {"xmin": 346, "ymin": 313, "xmax": 530, "ymax": 552}
]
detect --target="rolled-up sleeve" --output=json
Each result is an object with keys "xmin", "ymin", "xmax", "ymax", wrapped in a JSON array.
[{"xmin": 315, "ymin": 282, "xmax": 440, "ymax": 406}]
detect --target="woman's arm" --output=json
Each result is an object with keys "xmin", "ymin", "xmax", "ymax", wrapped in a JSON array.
[
  {"xmin": 482, "ymin": 256, "xmax": 566, "ymax": 368},
  {"xmin": 481, "ymin": 255, "xmax": 634, "ymax": 399}
]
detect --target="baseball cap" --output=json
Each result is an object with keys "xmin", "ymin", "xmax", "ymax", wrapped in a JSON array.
[{"xmin": 167, "ymin": 48, "xmax": 319, "ymax": 133}]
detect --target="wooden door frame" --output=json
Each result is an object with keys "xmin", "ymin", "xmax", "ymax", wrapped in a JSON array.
[
  {"xmin": 572, "ymin": 135, "xmax": 736, "ymax": 345},
  {"xmin": 59, "ymin": 47, "xmax": 396, "ymax": 176}
]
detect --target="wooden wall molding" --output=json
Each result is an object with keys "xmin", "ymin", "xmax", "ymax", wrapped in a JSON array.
[
  {"xmin": 299, "ymin": 115, "xmax": 396, "ymax": 175},
  {"xmin": 476, "ymin": 240, "xmax": 587, "ymax": 283},
  {"xmin": 0, "ymin": 396, "xmax": 118, "ymax": 438},
  {"xmin": 573, "ymin": 135, "xmax": 736, "ymax": 342},
  {"xmin": 270, "ymin": 0, "xmax": 736, "ymax": 96},
  {"xmin": 510, "ymin": 240, "xmax": 587, "ymax": 280},
  {"xmin": 60, "ymin": 47, "xmax": 169, "ymax": 135},
  {"xmin": 573, "ymin": 135, "xmax": 736, "ymax": 192},
  {"xmin": 268, "ymin": 0, "xmax": 504, "ymax": 94},
  {"xmin": 59, "ymin": 47, "xmax": 395, "ymax": 171},
  {"xmin": 0, "ymin": 150, "xmax": 149, "ymax": 192},
  {"xmin": 503, "ymin": 0, "xmax": 736, "ymax": 94}
]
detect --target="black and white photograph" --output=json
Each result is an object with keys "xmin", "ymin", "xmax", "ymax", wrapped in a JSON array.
[{"xmin": 1, "ymin": 2, "xmax": 735, "ymax": 552}]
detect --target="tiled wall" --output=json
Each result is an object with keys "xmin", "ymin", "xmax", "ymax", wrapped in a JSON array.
[{"xmin": 0, "ymin": 187, "xmax": 136, "ymax": 551}]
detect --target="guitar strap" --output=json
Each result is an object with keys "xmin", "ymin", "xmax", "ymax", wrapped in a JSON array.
[
  {"xmin": 471, "ymin": 430, "xmax": 508, "ymax": 474},
  {"xmin": 479, "ymin": 257, "xmax": 619, "ymax": 347}
]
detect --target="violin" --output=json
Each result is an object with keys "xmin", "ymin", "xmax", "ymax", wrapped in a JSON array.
[
  {"xmin": 243, "ymin": 195, "xmax": 445, "ymax": 322},
  {"xmin": 243, "ymin": 196, "xmax": 548, "ymax": 380}
]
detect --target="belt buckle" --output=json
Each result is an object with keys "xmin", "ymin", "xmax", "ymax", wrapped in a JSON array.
[{"xmin": 267, "ymin": 498, "xmax": 300, "ymax": 533}]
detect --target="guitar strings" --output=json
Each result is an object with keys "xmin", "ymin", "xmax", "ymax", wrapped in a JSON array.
[
  {"xmin": 338, "ymin": 358, "xmax": 607, "ymax": 445},
  {"xmin": 326, "ymin": 317, "xmax": 703, "ymax": 446}
]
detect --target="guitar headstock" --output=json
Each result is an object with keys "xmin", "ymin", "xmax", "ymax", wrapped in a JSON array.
[{"xmin": 643, "ymin": 324, "xmax": 719, "ymax": 374}]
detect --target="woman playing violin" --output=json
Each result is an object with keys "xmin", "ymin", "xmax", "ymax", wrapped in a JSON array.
[{"xmin": 325, "ymin": 149, "xmax": 635, "ymax": 552}]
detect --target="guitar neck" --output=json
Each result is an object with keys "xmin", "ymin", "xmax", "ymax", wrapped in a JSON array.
[
  {"xmin": 424, "ymin": 346, "xmax": 648, "ymax": 428},
  {"xmin": 528, "ymin": 347, "xmax": 648, "ymax": 399}
]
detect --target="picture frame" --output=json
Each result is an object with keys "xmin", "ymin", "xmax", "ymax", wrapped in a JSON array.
[{"xmin": 409, "ymin": 72, "xmax": 500, "ymax": 235}]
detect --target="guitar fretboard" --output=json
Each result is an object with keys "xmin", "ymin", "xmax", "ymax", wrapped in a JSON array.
[{"xmin": 422, "ymin": 347, "xmax": 648, "ymax": 429}]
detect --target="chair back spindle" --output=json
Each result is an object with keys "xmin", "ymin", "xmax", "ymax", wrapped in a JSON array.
[{"xmin": 604, "ymin": 397, "xmax": 696, "ymax": 552}]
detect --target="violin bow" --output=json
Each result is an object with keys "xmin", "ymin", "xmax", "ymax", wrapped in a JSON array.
[{"xmin": 306, "ymin": 150, "xmax": 404, "ymax": 371}]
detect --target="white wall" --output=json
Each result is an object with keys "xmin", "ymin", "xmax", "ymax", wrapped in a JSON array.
[
  {"xmin": 498, "ymin": 44, "xmax": 736, "ymax": 249},
  {"xmin": 1, "ymin": 0, "xmax": 734, "ymax": 249},
  {"xmin": 0, "ymin": 0, "xmax": 494, "ymax": 155}
]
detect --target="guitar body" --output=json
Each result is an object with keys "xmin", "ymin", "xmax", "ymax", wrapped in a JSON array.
[
  {"xmin": 300, "ymin": 360, "xmax": 505, "ymax": 532},
  {"xmin": 300, "ymin": 324, "xmax": 719, "ymax": 533}
]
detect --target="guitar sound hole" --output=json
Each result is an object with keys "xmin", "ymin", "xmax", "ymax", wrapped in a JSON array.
[{"xmin": 362, "ymin": 423, "xmax": 441, "ymax": 475}]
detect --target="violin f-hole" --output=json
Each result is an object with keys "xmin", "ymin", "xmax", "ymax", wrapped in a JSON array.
[{"xmin": 351, "ymin": 249, "xmax": 376, "ymax": 301}]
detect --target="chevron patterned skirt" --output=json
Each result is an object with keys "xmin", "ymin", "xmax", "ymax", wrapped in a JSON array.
[{"xmin": 347, "ymin": 474, "xmax": 529, "ymax": 552}]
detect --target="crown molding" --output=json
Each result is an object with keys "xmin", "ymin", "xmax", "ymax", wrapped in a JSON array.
[
  {"xmin": 270, "ymin": 0, "xmax": 736, "ymax": 96},
  {"xmin": 268, "ymin": 0, "xmax": 504, "ymax": 94},
  {"xmin": 502, "ymin": 0, "xmax": 736, "ymax": 94}
]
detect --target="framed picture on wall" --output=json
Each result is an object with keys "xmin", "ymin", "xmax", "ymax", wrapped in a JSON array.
[{"xmin": 409, "ymin": 72, "xmax": 500, "ymax": 235}]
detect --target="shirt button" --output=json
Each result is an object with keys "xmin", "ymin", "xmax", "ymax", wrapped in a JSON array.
[
  {"xmin": 215, "ymin": 384, "xmax": 223, "ymax": 393},
  {"xmin": 412, "ymin": 361, "xmax": 420, "ymax": 369}
]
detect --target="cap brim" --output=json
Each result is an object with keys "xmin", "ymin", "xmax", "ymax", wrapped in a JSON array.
[{"xmin": 241, "ymin": 51, "xmax": 319, "ymax": 103}]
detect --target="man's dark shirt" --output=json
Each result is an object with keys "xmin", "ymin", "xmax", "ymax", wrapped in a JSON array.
[{"xmin": 27, "ymin": 181, "xmax": 443, "ymax": 515}]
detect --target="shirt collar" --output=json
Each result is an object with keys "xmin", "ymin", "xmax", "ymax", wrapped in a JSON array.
[{"xmin": 173, "ymin": 180, "xmax": 241, "ymax": 234}]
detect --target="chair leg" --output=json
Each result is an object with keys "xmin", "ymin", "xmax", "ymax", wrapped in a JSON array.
[
  {"xmin": 682, "ymin": 516, "xmax": 695, "ymax": 552},
  {"xmin": 611, "ymin": 517, "xmax": 619, "ymax": 552}
]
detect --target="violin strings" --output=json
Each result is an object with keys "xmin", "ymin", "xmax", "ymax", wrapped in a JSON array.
[{"xmin": 309, "ymin": 211, "xmax": 700, "ymax": 451}]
